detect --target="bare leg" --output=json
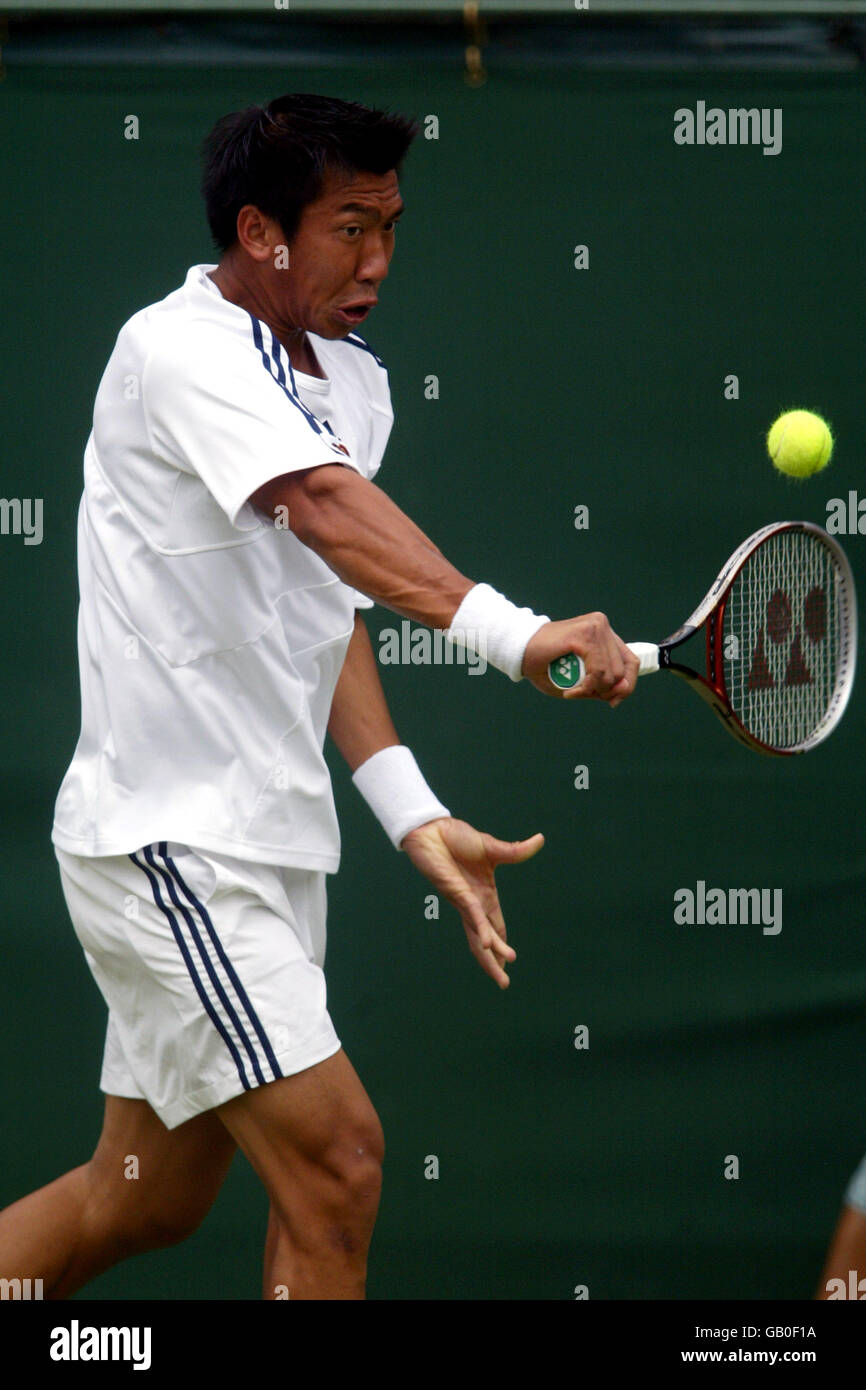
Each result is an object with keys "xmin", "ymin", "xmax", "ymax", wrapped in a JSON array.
[
  {"xmin": 217, "ymin": 1048, "xmax": 384, "ymax": 1300},
  {"xmin": 816, "ymin": 1204, "xmax": 866, "ymax": 1299},
  {"xmin": 263, "ymin": 1205, "xmax": 281, "ymax": 1298},
  {"xmin": 0, "ymin": 1095, "xmax": 236, "ymax": 1298}
]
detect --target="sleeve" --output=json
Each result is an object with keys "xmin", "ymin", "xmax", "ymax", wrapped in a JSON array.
[{"xmin": 141, "ymin": 327, "xmax": 361, "ymax": 527}]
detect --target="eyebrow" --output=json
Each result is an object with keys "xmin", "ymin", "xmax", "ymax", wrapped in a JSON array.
[{"xmin": 336, "ymin": 202, "xmax": 406, "ymax": 219}]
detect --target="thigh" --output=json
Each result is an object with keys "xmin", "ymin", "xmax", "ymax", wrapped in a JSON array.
[
  {"xmin": 216, "ymin": 1049, "xmax": 383, "ymax": 1195},
  {"xmin": 88, "ymin": 1094, "xmax": 237, "ymax": 1232}
]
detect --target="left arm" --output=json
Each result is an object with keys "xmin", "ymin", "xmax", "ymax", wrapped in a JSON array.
[
  {"xmin": 327, "ymin": 610, "xmax": 401, "ymax": 771},
  {"xmin": 330, "ymin": 612, "xmax": 544, "ymax": 988}
]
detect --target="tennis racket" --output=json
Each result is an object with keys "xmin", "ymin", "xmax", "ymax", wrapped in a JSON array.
[{"xmin": 548, "ymin": 520, "xmax": 857, "ymax": 755}]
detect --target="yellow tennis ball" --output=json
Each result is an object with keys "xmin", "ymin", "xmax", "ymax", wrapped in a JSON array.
[{"xmin": 767, "ymin": 410, "xmax": 833, "ymax": 478}]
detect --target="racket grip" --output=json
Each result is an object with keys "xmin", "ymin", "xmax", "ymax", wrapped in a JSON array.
[{"xmin": 548, "ymin": 642, "xmax": 659, "ymax": 691}]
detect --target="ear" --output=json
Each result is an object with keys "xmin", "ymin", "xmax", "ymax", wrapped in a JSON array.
[{"xmin": 234, "ymin": 205, "xmax": 280, "ymax": 263}]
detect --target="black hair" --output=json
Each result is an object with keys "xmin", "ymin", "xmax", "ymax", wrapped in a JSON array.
[{"xmin": 201, "ymin": 93, "xmax": 419, "ymax": 253}]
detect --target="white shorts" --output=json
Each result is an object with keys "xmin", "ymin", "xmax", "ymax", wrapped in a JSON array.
[{"xmin": 55, "ymin": 840, "xmax": 342, "ymax": 1130}]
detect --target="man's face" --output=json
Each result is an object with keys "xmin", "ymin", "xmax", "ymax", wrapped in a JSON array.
[{"xmin": 267, "ymin": 165, "xmax": 404, "ymax": 340}]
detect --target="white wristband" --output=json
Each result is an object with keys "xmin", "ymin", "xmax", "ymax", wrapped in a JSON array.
[
  {"xmin": 352, "ymin": 745, "xmax": 451, "ymax": 851},
  {"xmin": 446, "ymin": 583, "xmax": 550, "ymax": 682}
]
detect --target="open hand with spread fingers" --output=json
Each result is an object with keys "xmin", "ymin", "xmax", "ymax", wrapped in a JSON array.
[{"xmin": 400, "ymin": 817, "xmax": 545, "ymax": 988}]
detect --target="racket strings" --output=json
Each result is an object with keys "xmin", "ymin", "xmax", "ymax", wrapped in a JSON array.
[{"xmin": 723, "ymin": 530, "xmax": 843, "ymax": 750}]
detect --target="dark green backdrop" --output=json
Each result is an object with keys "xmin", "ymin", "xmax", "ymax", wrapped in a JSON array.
[{"xmin": 2, "ymin": 21, "xmax": 865, "ymax": 1299}]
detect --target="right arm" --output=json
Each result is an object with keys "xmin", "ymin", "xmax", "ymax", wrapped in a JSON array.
[
  {"xmin": 250, "ymin": 464, "xmax": 637, "ymax": 702},
  {"xmin": 251, "ymin": 463, "xmax": 471, "ymax": 629}
]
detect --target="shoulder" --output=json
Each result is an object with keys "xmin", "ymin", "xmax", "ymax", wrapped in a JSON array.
[
  {"xmin": 136, "ymin": 320, "xmax": 227, "ymax": 396},
  {"xmin": 120, "ymin": 265, "xmax": 253, "ymax": 368},
  {"xmin": 314, "ymin": 330, "xmax": 388, "ymax": 377},
  {"xmin": 313, "ymin": 332, "xmax": 392, "ymax": 412},
  {"xmin": 341, "ymin": 332, "xmax": 387, "ymax": 371},
  {"xmin": 137, "ymin": 309, "xmax": 262, "ymax": 389}
]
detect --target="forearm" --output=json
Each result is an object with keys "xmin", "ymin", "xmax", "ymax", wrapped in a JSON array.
[
  {"xmin": 329, "ymin": 612, "xmax": 451, "ymax": 847},
  {"xmin": 328, "ymin": 612, "xmax": 401, "ymax": 772},
  {"xmin": 252, "ymin": 464, "xmax": 473, "ymax": 629}
]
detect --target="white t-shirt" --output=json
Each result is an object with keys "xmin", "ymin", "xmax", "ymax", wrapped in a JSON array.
[{"xmin": 52, "ymin": 263, "xmax": 393, "ymax": 870}]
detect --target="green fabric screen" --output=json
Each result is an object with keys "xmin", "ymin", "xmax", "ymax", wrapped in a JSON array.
[{"xmin": 6, "ymin": 2, "xmax": 866, "ymax": 14}]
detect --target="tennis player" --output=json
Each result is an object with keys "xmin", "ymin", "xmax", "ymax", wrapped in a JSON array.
[{"xmin": 0, "ymin": 94, "xmax": 637, "ymax": 1300}]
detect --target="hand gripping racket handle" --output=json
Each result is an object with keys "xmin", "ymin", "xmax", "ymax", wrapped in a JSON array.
[{"xmin": 548, "ymin": 642, "xmax": 660, "ymax": 691}]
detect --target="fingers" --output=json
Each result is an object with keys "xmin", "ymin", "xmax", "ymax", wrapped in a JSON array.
[
  {"xmin": 567, "ymin": 657, "xmax": 632, "ymax": 703},
  {"xmin": 452, "ymin": 878, "xmax": 513, "ymax": 953},
  {"xmin": 563, "ymin": 635, "xmax": 640, "ymax": 706},
  {"xmin": 403, "ymin": 819, "xmax": 539, "ymax": 989},
  {"xmin": 471, "ymin": 911, "xmax": 516, "ymax": 966},
  {"xmin": 475, "ymin": 939, "xmax": 513, "ymax": 989},
  {"xmin": 449, "ymin": 827, "xmax": 547, "ymax": 985},
  {"xmin": 526, "ymin": 612, "xmax": 641, "ymax": 705},
  {"xmin": 454, "ymin": 886, "xmax": 516, "ymax": 989},
  {"xmin": 606, "ymin": 669, "xmax": 638, "ymax": 710},
  {"xmin": 482, "ymin": 831, "xmax": 545, "ymax": 864},
  {"xmin": 467, "ymin": 922, "xmax": 514, "ymax": 989}
]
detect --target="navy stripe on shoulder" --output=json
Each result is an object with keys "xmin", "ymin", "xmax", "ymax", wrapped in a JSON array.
[
  {"xmin": 247, "ymin": 313, "xmax": 326, "ymax": 437},
  {"xmin": 344, "ymin": 333, "xmax": 386, "ymax": 369}
]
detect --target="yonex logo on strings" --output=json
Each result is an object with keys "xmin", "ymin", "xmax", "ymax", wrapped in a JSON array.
[
  {"xmin": 0, "ymin": 497, "xmax": 42, "ymax": 546},
  {"xmin": 746, "ymin": 586, "xmax": 826, "ymax": 692}
]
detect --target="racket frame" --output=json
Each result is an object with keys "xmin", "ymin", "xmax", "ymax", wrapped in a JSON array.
[{"xmin": 657, "ymin": 520, "xmax": 857, "ymax": 755}]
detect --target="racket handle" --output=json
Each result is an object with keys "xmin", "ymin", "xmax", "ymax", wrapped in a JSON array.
[{"xmin": 548, "ymin": 642, "xmax": 660, "ymax": 691}]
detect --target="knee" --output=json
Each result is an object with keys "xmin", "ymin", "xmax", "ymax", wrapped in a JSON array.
[
  {"xmin": 81, "ymin": 1159, "xmax": 215, "ymax": 1257},
  {"xmin": 326, "ymin": 1114, "xmax": 385, "ymax": 1213},
  {"xmin": 124, "ymin": 1198, "xmax": 211, "ymax": 1253},
  {"xmin": 283, "ymin": 1113, "xmax": 385, "ymax": 1240}
]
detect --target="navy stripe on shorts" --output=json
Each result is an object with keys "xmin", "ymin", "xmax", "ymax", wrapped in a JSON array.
[{"xmin": 129, "ymin": 842, "xmax": 283, "ymax": 1093}]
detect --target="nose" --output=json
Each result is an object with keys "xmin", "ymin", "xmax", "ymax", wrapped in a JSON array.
[{"xmin": 356, "ymin": 232, "xmax": 391, "ymax": 286}]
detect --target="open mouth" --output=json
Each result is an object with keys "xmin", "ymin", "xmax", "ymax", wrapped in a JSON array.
[{"xmin": 336, "ymin": 304, "xmax": 373, "ymax": 324}]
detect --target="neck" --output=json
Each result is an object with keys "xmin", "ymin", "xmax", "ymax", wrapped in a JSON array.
[{"xmin": 208, "ymin": 258, "xmax": 321, "ymax": 375}]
